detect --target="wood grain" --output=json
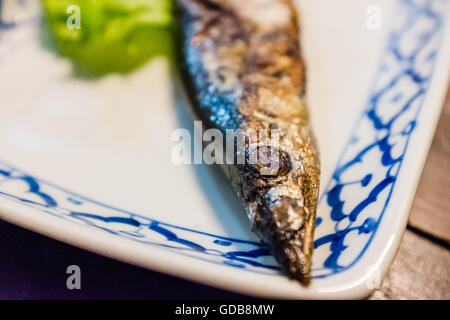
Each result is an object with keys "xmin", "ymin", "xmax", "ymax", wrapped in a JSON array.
[
  {"xmin": 369, "ymin": 230, "xmax": 450, "ymax": 300},
  {"xmin": 408, "ymin": 87, "xmax": 450, "ymax": 243}
]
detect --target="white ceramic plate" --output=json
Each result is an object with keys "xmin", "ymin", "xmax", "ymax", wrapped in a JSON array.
[{"xmin": 0, "ymin": 0, "xmax": 449, "ymax": 299}]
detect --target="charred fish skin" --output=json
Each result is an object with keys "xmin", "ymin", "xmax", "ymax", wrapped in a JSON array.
[{"xmin": 177, "ymin": 0, "xmax": 320, "ymax": 284}]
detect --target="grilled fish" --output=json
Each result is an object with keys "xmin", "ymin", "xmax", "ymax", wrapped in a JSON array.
[{"xmin": 177, "ymin": 0, "xmax": 320, "ymax": 284}]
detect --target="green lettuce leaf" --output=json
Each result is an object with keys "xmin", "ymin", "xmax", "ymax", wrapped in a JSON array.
[{"xmin": 42, "ymin": 0, "xmax": 173, "ymax": 74}]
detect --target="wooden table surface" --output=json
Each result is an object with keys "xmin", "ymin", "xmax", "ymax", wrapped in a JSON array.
[{"xmin": 369, "ymin": 87, "xmax": 450, "ymax": 300}]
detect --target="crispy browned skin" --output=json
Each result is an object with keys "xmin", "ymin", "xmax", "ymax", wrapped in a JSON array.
[{"xmin": 177, "ymin": 0, "xmax": 320, "ymax": 284}]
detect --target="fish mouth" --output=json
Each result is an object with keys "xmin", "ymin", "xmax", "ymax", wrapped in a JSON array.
[{"xmin": 251, "ymin": 189, "xmax": 316, "ymax": 285}]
